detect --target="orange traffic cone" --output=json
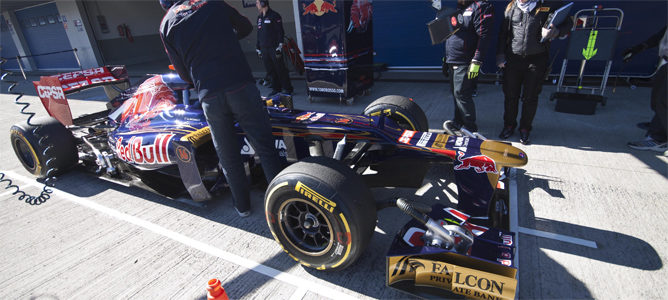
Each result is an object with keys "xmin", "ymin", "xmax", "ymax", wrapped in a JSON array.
[{"xmin": 207, "ymin": 278, "xmax": 229, "ymax": 300}]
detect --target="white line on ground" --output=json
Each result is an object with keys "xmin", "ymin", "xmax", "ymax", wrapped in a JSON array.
[
  {"xmin": 509, "ymin": 168, "xmax": 520, "ymax": 300},
  {"xmin": 4, "ymin": 170, "xmax": 356, "ymax": 300},
  {"xmin": 289, "ymin": 286, "xmax": 308, "ymax": 300},
  {"xmin": 518, "ymin": 226, "xmax": 598, "ymax": 249}
]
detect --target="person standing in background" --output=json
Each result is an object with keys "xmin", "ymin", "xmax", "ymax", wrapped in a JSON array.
[
  {"xmin": 496, "ymin": 0, "xmax": 572, "ymax": 145},
  {"xmin": 442, "ymin": 0, "xmax": 494, "ymax": 135},
  {"xmin": 256, "ymin": 0, "xmax": 293, "ymax": 96},
  {"xmin": 160, "ymin": 0, "xmax": 286, "ymax": 217},
  {"xmin": 624, "ymin": 26, "xmax": 668, "ymax": 153}
]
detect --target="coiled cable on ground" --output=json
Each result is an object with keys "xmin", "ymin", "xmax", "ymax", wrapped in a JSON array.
[{"xmin": 1, "ymin": 57, "xmax": 55, "ymax": 205}]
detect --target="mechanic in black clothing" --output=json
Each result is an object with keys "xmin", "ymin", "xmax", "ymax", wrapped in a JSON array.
[
  {"xmin": 624, "ymin": 26, "xmax": 668, "ymax": 153},
  {"xmin": 496, "ymin": 0, "xmax": 572, "ymax": 145},
  {"xmin": 256, "ymin": 0, "xmax": 293, "ymax": 96},
  {"xmin": 159, "ymin": 0, "xmax": 286, "ymax": 217},
  {"xmin": 443, "ymin": 0, "xmax": 494, "ymax": 134}
]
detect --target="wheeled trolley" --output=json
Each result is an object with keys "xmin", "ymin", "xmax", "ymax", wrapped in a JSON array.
[
  {"xmin": 550, "ymin": 6, "xmax": 624, "ymax": 115},
  {"xmin": 299, "ymin": 0, "xmax": 373, "ymax": 104}
]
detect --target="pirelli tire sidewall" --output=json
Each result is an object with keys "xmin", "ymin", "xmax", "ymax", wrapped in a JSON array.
[
  {"xmin": 265, "ymin": 156, "xmax": 376, "ymax": 271},
  {"xmin": 9, "ymin": 117, "xmax": 78, "ymax": 178},
  {"xmin": 363, "ymin": 95, "xmax": 429, "ymax": 132}
]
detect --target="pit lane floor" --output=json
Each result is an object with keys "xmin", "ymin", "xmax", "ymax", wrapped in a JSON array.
[{"xmin": 1, "ymin": 72, "xmax": 667, "ymax": 299}]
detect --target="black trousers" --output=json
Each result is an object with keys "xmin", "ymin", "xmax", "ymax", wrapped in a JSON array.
[
  {"xmin": 261, "ymin": 47, "xmax": 293, "ymax": 93},
  {"xmin": 449, "ymin": 63, "xmax": 477, "ymax": 132},
  {"xmin": 648, "ymin": 63, "xmax": 667, "ymax": 142},
  {"xmin": 502, "ymin": 53, "xmax": 548, "ymax": 131}
]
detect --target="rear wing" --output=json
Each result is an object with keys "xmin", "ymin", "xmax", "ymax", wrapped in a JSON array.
[{"xmin": 33, "ymin": 66, "xmax": 129, "ymax": 126}]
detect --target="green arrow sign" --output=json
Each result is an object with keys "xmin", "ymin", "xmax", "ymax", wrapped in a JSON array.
[{"xmin": 582, "ymin": 30, "xmax": 598, "ymax": 60}]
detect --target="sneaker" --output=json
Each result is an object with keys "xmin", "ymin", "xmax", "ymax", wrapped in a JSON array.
[
  {"xmin": 235, "ymin": 207, "xmax": 251, "ymax": 217},
  {"xmin": 627, "ymin": 136, "xmax": 668, "ymax": 152},
  {"xmin": 519, "ymin": 129, "xmax": 531, "ymax": 145},
  {"xmin": 498, "ymin": 126, "xmax": 514, "ymax": 139}
]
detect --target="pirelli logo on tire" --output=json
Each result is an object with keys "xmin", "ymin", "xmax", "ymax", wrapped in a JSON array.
[{"xmin": 295, "ymin": 181, "xmax": 337, "ymax": 213}]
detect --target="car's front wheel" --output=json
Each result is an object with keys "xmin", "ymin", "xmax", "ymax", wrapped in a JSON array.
[{"xmin": 264, "ymin": 156, "xmax": 377, "ymax": 270}]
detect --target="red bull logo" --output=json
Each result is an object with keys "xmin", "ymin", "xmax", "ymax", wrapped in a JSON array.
[
  {"xmin": 303, "ymin": 0, "xmax": 337, "ymax": 16},
  {"xmin": 116, "ymin": 134, "xmax": 174, "ymax": 164},
  {"xmin": 453, "ymin": 152, "xmax": 498, "ymax": 174}
]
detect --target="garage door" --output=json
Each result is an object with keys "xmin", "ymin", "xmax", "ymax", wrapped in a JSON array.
[
  {"xmin": 1, "ymin": 15, "xmax": 20, "ymax": 70},
  {"xmin": 15, "ymin": 2, "xmax": 78, "ymax": 70}
]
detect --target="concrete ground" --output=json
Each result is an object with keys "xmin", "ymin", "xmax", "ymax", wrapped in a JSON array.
[{"xmin": 0, "ymin": 69, "xmax": 666, "ymax": 299}]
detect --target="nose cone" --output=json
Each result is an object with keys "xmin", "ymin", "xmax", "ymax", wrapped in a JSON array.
[{"xmin": 480, "ymin": 140, "xmax": 528, "ymax": 168}]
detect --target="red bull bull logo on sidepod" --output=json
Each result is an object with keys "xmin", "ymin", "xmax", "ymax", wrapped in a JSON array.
[
  {"xmin": 453, "ymin": 152, "xmax": 498, "ymax": 174},
  {"xmin": 303, "ymin": 0, "xmax": 337, "ymax": 16}
]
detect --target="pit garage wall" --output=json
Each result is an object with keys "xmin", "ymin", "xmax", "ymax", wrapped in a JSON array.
[
  {"xmin": 81, "ymin": 0, "xmax": 297, "ymax": 72},
  {"xmin": 55, "ymin": 1, "xmax": 100, "ymax": 69}
]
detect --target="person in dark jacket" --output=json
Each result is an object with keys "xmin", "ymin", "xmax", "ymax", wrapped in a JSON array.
[
  {"xmin": 496, "ymin": 0, "xmax": 572, "ymax": 145},
  {"xmin": 159, "ymin": 0, "xmax": 286, "ymax": 217},
  {"xmin": 256, "ymin": 0, "xmax": 293, "ymax": 96},
  {"xmin": 443, "ymin": 0, "xmax": 494, "ymax": 134},
  {"xmin": 624, "ymin": 26, "xmax": 668, "ymax": 153}
]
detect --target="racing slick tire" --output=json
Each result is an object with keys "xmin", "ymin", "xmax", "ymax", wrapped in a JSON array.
[
  {"xmin": 10, "ymin": 117, "xmax": 78, "ymax": 178},
  {"xmin": 363, "ymin": 95, "xmax": 429, "ymax": 131},
  {"xmin": 264, "ymin": 156, "xmax": 377, "ymax": 271}
]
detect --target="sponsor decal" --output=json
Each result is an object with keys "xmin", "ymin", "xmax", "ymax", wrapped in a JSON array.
[
  {"xmin": 402, "ymin": 227, "xmax": 426, "ymax": 247},
  {"xmin": 37, "ymin": 85, "xmax": 65, "ymax": 100},
  {"xmin": 398, "ymin": 130, "xmax": 416, "ymax": 144},
  {"xmin": 308, "ymin": 87, "xmax": 344, "ymax": 93},
  {"xmin": 388, "ymin": 257, "xmax": 516, "ymax": 300},
  {"xmin": 501, "ymin": 234, "xmax": 513, "ymax": 246},
  {"xmin": 454, "ymin": 152, "xmax": 498, "ymax": 174},
  {"xmin": 115, "ymin": 134, "xmax": 174, "ymax": 164},
  {"xmin": 416, "ymin": 132, "xmax": 432, "ymax": 147},
  {"xmin": 454, "ymin": 136, "xmax": 469, "ymax": 152},
  {"xmin": 240, "ymin": 138, "xmax": 287, "ymax": 157},
  {"xmin": 539, "ymin": 6, "xmax": 550, "ymax": 12},
  {"xmin": 57, "ymin": 67, "xmax": 105, "ymax": 81},
  {"xmin": 296, "ymin": 112, "xmax": 315, "ymax": 121},
  {"xmin": 302, "ymin": 0, "xmax": 338, "ymax": 16},
  {"xmin": 432, "ymin": 133, "xmax": 448, "ymax": 149},
  {"xmin": 451, "ymin": 16, "xmax": 457, "ymax": 26},
  {"xmin": 310, "ymin": 112, "xmax": 326, "ymax": 122},
  {"xmin": 295, "ymin": 181, "xmax": 337, "ymax": 213},
  {"xmin": 497, "ymin": 259, "xmax": 512, "ymax": 266},
  {"xmin": 180, "ymin": 126, "xmax": 211, "ymax": 147},
  {"xmin": 501, "ymin": 252, "xmax": 511, "ymax": 259},
  {"xmin": 175, "ymin": 145, "xmax": 191, "ymax": 163},
  {"xmin": 334, "ymin": 117, "xmax": 352, "ymax": 125}
]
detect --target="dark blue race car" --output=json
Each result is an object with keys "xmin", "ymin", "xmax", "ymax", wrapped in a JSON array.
[{"xmin": 10, "ymin": 67, "xmax": 527, "ymax": 278}]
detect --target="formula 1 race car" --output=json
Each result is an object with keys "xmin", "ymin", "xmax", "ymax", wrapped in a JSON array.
[{"xmin": 9, "ymin": 66, "xmax": 526, "ymax": 298}]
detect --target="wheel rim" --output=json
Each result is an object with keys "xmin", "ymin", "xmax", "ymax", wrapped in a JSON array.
[
  {"xmin": 278, "ymin": 198, "xmax": 334, "ymax": 256},
  {"xmin": 14, "ymin": 137, "xmax": 36, "ymax": 170}
]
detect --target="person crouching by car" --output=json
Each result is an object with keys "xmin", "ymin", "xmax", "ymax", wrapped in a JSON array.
[
  {"xmin": 496, "ymin": 0, "xmax": 572, "ymax": 145},
  {"xmin": 443, "ymin": 0, "xmax": 494, "ymax": 135},
  {"xmin": 159, "ymin": 0, "xmax": 286, "ymax": 217},
  {"xmin": 256, "ymin": 0, "xmax": 293, "ymax": 96}
]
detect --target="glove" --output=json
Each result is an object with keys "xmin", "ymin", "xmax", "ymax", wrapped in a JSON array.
[
  {"xmin": 441, "ymin": 58, "xmax": 449, "ymax": 78},
  {"xmin": 275, "ymin": 43, "xmax": 284, "ymax": 57},
  {"xmin": 256, "ymin": 49, "xmax": 262, "ymax": 59},
  {"xmin": 541, "ymin": 26, "xmax": 559, "ymax": 41},
  {"xmin": 622, "ymin": 44, "xmax": 645, "ymax": 63},
  {"xmin": 468, "ymin": 62, "xmax": 480, "ymax": 79}
]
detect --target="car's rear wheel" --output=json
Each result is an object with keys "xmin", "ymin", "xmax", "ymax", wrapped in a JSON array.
[
  {"xmin": 363, "ymin": 95, "xmax": 429, "ymax": 131},
  {"xmin": 264, "ymin": 156, "xmax": 376, "ymax": 270},
  {"xmin": 10, "ymin": 117, "xmax": 78, "ymax": 178}
]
